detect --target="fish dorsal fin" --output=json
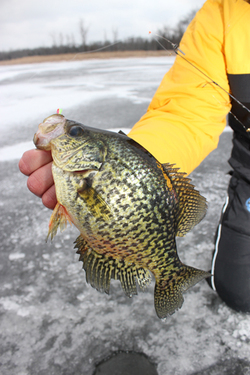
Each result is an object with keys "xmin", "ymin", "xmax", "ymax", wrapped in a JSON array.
[
  {"xmin": 161, "ymin": 163, "xmax": 207, "ymax": 237},
  {"xmin": 118, "ymin": 130, "xmax": 127, "ymax": 136},
  {"xmin": 75, "ymin": 235, "xmax": 151, "ymax": 296}
]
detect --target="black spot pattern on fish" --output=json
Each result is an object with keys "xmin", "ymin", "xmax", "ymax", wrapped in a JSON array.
[{"xmin": 36, "ymin": 115, "xmax": 209, "ymax": 319}]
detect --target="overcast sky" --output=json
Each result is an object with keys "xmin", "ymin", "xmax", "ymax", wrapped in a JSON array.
[{"xmin": 0, "ymin": 0, "xmax": 205, "ymax": 52}]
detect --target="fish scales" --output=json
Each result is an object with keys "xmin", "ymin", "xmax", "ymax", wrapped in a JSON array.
[{"xmin": 34, "ymin": 114, "xmax": 209, "ymax": 319}]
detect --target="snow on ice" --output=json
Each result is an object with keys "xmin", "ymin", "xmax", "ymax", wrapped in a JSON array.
[{"xmin": 0, "ymin": 56, "xmax": 249, "ymax": 375}]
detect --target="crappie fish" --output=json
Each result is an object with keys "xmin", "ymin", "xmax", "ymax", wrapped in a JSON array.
[{"xmin": 34, "ymin": 114, "xmax": 209, "ymax": 319}]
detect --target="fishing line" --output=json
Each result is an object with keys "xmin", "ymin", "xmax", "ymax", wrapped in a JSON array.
[
  {"xmin": 66, "ymin": 41, "xmax": 121, "ymax": 60},
  {"xmin": 25, "ymin": 41, "xmax": 121, "ymax": 81},
  {"xmin": 9, "ymin": 31, "xmax": 250, "ymax": 134},
  {"xmin": 151, "ymin": 32, "xmax": 250, "ymax": 134}
]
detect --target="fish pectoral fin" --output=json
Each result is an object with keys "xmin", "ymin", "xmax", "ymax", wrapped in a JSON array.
[
  {"xmin": 47, "ymin": 202, "xmax": 72, "ymax": 241},
  {"xmin": 75, "ymin": 235, "xmax": 140, "ymax": 297},
  {"xmin": 161, "ymin": 163, "xmax": 207, "ymax": 236},
  {"xmin": 154, "ymin": 265, "xmax": 210, "ymax": 319},
  {"xmin": 77, "ymin": 185, "xmax": 112, "ymax": 221}
]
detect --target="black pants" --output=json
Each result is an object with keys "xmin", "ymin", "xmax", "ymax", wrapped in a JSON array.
[{"xmin": 211, "ymin": 134, "xmax": 250, "ymax": 312}]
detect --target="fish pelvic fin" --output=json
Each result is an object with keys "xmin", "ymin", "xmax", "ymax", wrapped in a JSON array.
[
  {"xmin": 161, "ymin": 163, "xmax": 207, "ymax": 236},
  {"xmin": 47, "ymin": 202, "xmax": 72, "ymax": 241},
  {"xmin": 154, "ymin": 264, "xmax": 210, "ymax": 319},
  {"xmin": 75, "ymin": 235, "xmax": 151, "ymax": 296}
]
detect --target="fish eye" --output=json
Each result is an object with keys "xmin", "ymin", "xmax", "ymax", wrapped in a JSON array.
[{"xmin": 68, "ymin": 126, "xmax": 85, "ymax": 137}]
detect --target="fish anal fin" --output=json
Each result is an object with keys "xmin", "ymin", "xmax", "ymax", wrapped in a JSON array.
[
  {"xmin": 74, "ymin": 235, "xmax": 142, "ymax": 296},
  {"xmin": 116, "ymin": 265, "xmax": 152, "ymax": 296},
  {"xmin": 154, "ymin": 264, "xmax": 210, "ymax": 319},
  {"xmin": 161, "ymin": 163, "xmax": 207, "ymax": 236},
  {"xmin": 75, "ymin": 235, "xmax": 111, "ymax": 294},
  {"xmin": 47, "ymin": 202, "xmax": 72, "ymax": 241},
  {"xmin": 134, "ymin": 268, "xmax": 152, "ymax": 291},
  {"xmin": 119, "ymin": 266, "xmax": 137, "ymax": 297}
]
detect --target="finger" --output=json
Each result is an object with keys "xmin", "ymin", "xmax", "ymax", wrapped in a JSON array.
[
  {"xmin": 27, "ymin": 161, "xmax": 54, "ymax": 198},
  {"xmin": 42, "ymin": 185, "xmax": 57, "ymax": 210},
  {"xmin": 19, "ymin": 149, "xmax": 52, "ymax": 176}
]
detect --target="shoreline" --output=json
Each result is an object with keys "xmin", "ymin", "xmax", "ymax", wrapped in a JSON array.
[{"xmin": 0, "ymin": 50, "xmax": 174, "ymax": 66}]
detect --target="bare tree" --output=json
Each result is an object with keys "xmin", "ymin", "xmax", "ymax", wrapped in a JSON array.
[
  {"xmin": 175, "ymin": 10, "xmax": 197, "ymax": 41},
  {"xmin": 69, "ymin": 33, "xmax": 76, "ymax": 48},
  {"xmin": 157, "ymin": 9, "xmax": 197, "ymax": 47},
  {"xmin": 50, "ymin": 32, "xmax": 57, "ymax": 48},
  {"xmin": 79, "ymin": 19, "xmax": 89, "ymax": 49},
  {"xmin": 112, "ymin": 27, "xmax": 118, "ymax": 43},
  {"xmin": 59, "ymin": 33, "xmax": 64, "ymax": 47},
  {"xmin": 65, "ymin": 34, "xmax": 70, "ymax": 47},
  {"xmin": 103, "ymin": 29, "xmax": 108, "ymax": 44}
]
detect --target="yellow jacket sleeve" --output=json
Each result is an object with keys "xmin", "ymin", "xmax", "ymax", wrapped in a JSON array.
[{"xmin": 128, "ymin": 0, "xmax": 250, "ymax": 175}]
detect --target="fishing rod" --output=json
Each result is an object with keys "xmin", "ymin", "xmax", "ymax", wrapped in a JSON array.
[{"xmin": 153, "ymin": 33, "xmax": 250, "ymax": 134}]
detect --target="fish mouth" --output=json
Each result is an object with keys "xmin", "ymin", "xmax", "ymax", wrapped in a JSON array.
[{"xmin": 34, "ymin": 114, "xmax": 66, "ymax": 150}]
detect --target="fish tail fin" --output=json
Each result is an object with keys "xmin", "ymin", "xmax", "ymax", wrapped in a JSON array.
[{"xmin": 154, "ymin": 265, "xmax": 210, "ymax": 319}]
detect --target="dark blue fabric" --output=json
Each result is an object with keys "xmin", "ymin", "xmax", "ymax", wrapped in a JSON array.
[
  {"xmin": 213, "ymin": 134, "xmax": 250, "ymax": 312},
  {"xmin": 214, "ymin": 225, "xmax": 250, "ymax": 312},
  {"xmin": 227, "ymin": 73, "xmax": 250, "ymax": 138}
]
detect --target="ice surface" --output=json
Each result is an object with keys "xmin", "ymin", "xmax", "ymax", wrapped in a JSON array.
[
  {"xmin": 0, "ymin": 57, "xmax": 249, "ymax": 375},
  {"xmin": 0, "ymin": 57, "xmax": 172, "ymax": 138}
]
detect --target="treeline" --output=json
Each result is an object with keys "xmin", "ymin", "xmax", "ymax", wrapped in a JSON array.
[
  {"xmin": 0, "ymin": 38, "xmax": 164, "ymax": 61},
  {"xmin": 0, "ymin": 11, "xmax": 196, "ymax": 61}
]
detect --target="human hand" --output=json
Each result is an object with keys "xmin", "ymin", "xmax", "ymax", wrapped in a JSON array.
[{"xmin": 19, "ymin": 149, "xmax": 57, "ymax": 210}]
